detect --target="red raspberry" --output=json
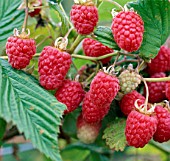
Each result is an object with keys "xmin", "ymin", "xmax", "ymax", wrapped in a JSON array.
[
  {"xmin": 111, "ymin": 11, "xmax": 144, "ymax": 52},
  {"xmin": 125, "ymin": 110, "xmax": 158, "ymax": 148},
  {"xmin": 89, "ymin": 71, "xmax": 120, "ymax": 105},
  {"xmin": 82, "ymin": 92, "xmax": 110, "ymax": 123},
  {"xmin": 82, "ymin": 38, "xmax": 113, "ymax": 64},
  {"xmin": 55, "ymin": 80, "xmax": 85, "ymax": 114},
  {"xmin": 77, "ymin": 114, "xmax": 101, "ymax": 144},
  {"xmin": 153, "ymin": 106, "xmax": 170, "ymax": 143},
  {"xmin": 165, "ymin": 81, "xmax": 170, "ymax": 100},
  {"xmin": 38, "ymin": 46, "xmax": 72, "ymax": 90},
  {"xmin": 70, "ymin": 3, "xmax": 98, "ymax": 35},
  {"xmin": 29, "ymin": 0, "xmax": 42, "ymax": 17},
  {"xmin": 120, "ymin": 90, "xmax": 145, "ymax": 116},
  {"xmin": 6, "ymin": 36, "xmax": 36, "ymax": 69},
  {"xmin": 147, "ymin": 46, "xmax": 170, "ymax": 75},
  {"xmin": 145, "ymin": 72, "xmax": 166, "ymax": 103}
]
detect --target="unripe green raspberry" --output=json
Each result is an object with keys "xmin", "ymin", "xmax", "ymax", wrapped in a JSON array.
[{"xmin": 119, "ymin": 65, "xmax": 141, "ymax": 94}]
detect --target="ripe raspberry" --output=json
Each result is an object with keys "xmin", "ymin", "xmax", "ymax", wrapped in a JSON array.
[
  {"xmin": 118, "ymin": 67, "xmax": 141, "ymax": 94},
  {"xmin": 6, "ymin": 36, "xmax": 36, "ymax": 69},
  {"xmin": 125, "ymin": 110, "xmax": 158, "ymax": 148},
  {"xmin": 147, "ymin": 46, "xmax": 170, "ymax": 75},
  {"xmin": 55, "ymin": 80, "xmax": 85, "ymax": 114},
  {"xmin": 82, "ymin": 38, "xmax": 113, "ymax": 64},
  {"xmin": 82, "ymin": 92, "xmax": 110, "ymax": 123},
  {"xmin": 145, "ymin": 72, "xmax": 166, "ymax": 103},
  {"xmin": 153, "ymin": 105, "xmax": 170, "ymax": 143},
  {"xmin": 165, "ymin": 81, "xmax": 170, "ymax": 100},
  {"xmin": 77, "ymin": 114, "xmax": 101, "ymax": 144},
  {"xmin": 70, "ymin": 2, "xmax": 98, "ymax": 35},
  {"xmin": 38, "ymin": 46, "xmax": 72, "ymax": 90},
  {"xmin": 120, "ymin": 90, "xmax": 145, "ymax": 116},
  {"xmin": 29, "ymin": 0, "xmax": 42, "ymax": 17},
  {"xmin": 111, "ymin": 10, "xmax": 144, "ymax": 52},
  {"xmin": 89, "ymin": 71, "xmax": 120, "ymax": 105}
]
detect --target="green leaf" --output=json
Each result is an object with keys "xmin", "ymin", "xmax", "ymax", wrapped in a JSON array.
[
  {"xmin": 63, "ymin": 142, "xmax": 112, "ymax": 155},
  {"xmin": 88, "ymin": 152, "xmax": 110, "ymax": 161},
  {"xmin": 0, "ymin": 0, "xmax": 24, "ymax": 54},
  {"xmin": 62, "ymin": 108, "xmax": 80, "ymax": 137},
  {"xmin": 48, "ymin": 1, "xmax": 69, "ymax": 35},
  {"xmin": 0, "ymin": 59, "xmax": 66, "ymax": 161},
  {"xmin": 128, "ymin": 0, "xmax": 170, "ymax": 60},
  {"xmin": 0, "ymin": 118, "xmax": 6, "ymax": 144},
  {"xmin": 94, "ymin": 26, "xmax": 120, "ymax": 50},
  {"xmin": 61, "ymin": 148, "xmax": 90, "ymax": 161},
  {"xmin": 103, "ymin": 118, "xmax": 127, "ymax": 151}
]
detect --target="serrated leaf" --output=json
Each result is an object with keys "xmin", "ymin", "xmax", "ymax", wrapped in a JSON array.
[
  {"xmin": 0, "ymin": 0, "xmax": 25, "ymax": 54},
  {"xmin": 103, "ymin": 118, "xmax": 127, "ymax": 151},
  {"xmin": 0, "ymin": 58, "xmax": 66, "ymax": 161},
  {"xmin": 128, "ymin": 0, "xmax": 170, "ymax": 60},
  {"xmin": 48, "ymin": 1, "xmax": 69, "ymax": 35},
  {"xmin": 94, "ymin": 26, "xmax": 120, "ymax": 50}
]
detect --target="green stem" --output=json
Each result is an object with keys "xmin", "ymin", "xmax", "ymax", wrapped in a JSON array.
[
  {"xmin": 22, "ymin": 0, "xmax": 29, "ymax": 32},
  {"xmin": 144, "ymin": 77, "xmax": 170, "ymax": 82},
  {"xmin": 69, "ymin": 35, "xmax": 85, "ymax": 54},
  {"xmin": 72, "ymin": 52, "xmax": 117, "ymax": 61},
  {"xmin": 115, "ymin": 59, "xmax": 139, "ymax": 66},
  {"xmin": 59, "ymin": 3, "xmax": 73, "ymax": 28},
  {"xmin": 149, "ymin": 141, "xmax": 170, "ymax": 155}
]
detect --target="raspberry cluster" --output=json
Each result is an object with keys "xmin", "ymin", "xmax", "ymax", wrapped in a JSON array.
[
  {"xmin": 6, "ymin": 36, "xmax": 36, "ymax": 69},
  {"xmin": 111, "ymin": 10, "xmax": 144, "ymax": 52},
  {"xmin": 70, "ymin": 2, "xmax": 98, "ymax": 35},
  {"xmin": 55, "ymin": 80, "xmax": 85, "ymax": 114},
  {"xmin": 82, "ymin": 70, "xmax": 120, "ymax": 123},
  {"xmin": 38, "ymin": 46, "xmax": 72, "ymax": 90},
  {"xmin": 77, "ymin": 114, "xmax": 101, "ymax": 144},
  {"xmin": 83, "ymin": 38, "xmax": 113, "ymax": 64}
]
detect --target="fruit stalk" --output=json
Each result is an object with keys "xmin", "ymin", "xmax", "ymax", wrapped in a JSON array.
[
  {"xmin": 69, "ymin": 35, "xmax": 85, "ymax": 54},
  {"xmin": 142, "ymin": 78, "xmax": 149, "ymax": 112},
  {"xmin": 22, "ymin": 0, "xmax": 29, "ymax": 32}
]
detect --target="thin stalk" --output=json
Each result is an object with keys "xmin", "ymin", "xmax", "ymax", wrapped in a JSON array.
[
  {"xmin": 112, "ymin": 53, "xmax": 120, "ymax": 67},
  {"xmin": 115, "ymin": 59, "xmax": 139, "ymax": 66},
  {"xmin": 144, "ymin": 77, "xmax": 170, "ymax": 82},
  {"xmin": 142, "ymin": 78, "xmax": 149, "ymax": 112},
  {"xmin": 22, "ymin": 0, "xmax": 29, "ymax": 32},
  {"xmin": 102, "ymin": 0, "xmax": 124, "ymax": 10},
  {"xmin": 59, "ymin": 3, "xmax": 73, "ymax": 28},
  {"xmin": 69, "ymin": 35, "xmax": 85, "ymax": 54}
]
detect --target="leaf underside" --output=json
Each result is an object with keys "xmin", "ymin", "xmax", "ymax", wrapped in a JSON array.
[{"xmin": 103, "ymin": 118, "xmax": 127, "ymax": 151}]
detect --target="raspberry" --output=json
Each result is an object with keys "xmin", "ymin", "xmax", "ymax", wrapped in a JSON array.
[
  {"xmin": 6, "ymin": 36, "xmax": 36, "ymax": 69},
  {"xmin": 120, "ymin": 90, "xmax": 145, "ymax": 116},
  {"xmin": 125, "ymin": 110, "xmax": 158, "ymax": 148},
  {"xmin": 153, "ymin": 105, "xmax": 170, "ymax": 143},
  {"xmin": 145, "ymin": 72, "xmax": 166, "ymax": 103},
  {"xmin": 38, "ymin": 46, "xmax": 72, "ymax": 90},
  {"xmin": 29, "ymin": 0, "xmax": 42, "ymax": 17},
  {"xmin": 111, "ymin": 10, "xmax": 144, "ymax": 52},
  {"xmin": 165, "ymin": 81, "xmax": 170, "ymax": 100},
  {"xmin": 147, "ymin": 46, "xmax": 170, "ymax": 75},
  {"xmin": 82, "ymin": 92, "xmax": 110, "ymax": 123},
  {"xmin": 89, "ymin": 71, "xmax": 120, "ymax": 105},
  {"xmin": 82, "ymin": 38, "xmax": 113, "ymax": 64},
  {"xmin": 70, "ymin": 3, "xmax": 98, "ymax": 35},
  {"xmin": 55, "ymin": 80, "xmax": 85, "ymax": 114},
  {"xmin": 77, "ymin": 114, "xmax": 101, "ymax": 144},
  {"xmin": 118, "ymin": 67, "xmax": 141, "ymax": 94}
]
